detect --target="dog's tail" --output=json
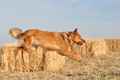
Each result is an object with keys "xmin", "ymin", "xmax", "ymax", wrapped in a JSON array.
[{"xmin": 9, "ymin": 28, "xmax": 23, "ymax": 39}]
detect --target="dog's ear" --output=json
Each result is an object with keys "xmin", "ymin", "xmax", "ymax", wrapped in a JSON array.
[{"xmin": 74, "ymin": 28, "xmax": 78, "ymax": 34}]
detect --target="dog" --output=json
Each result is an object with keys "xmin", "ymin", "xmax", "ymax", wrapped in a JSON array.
[{"xmin": 9, "ymin": 28, "xmax": 85, "ymax": 62}]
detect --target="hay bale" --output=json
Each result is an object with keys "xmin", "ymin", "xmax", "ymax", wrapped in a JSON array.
[
  {"xmin": 42, "ymin": 51, "xmax": 66, "ymax": 71},
  {"xmin": 105, "ymin": 38, "xmax": 120, "ymax": 52},
  {"xmin": 0, "ymin": 45, "xmax": 16, "ymax": 72},
  {"xmin": 28, "ymin": 47, "xmax": 43, "ymax": 72},
  {"xmin": 91, "ymin": 39, "xmax": 108, "ymax": 56},
  {"xmin": 0, "ymin": 43, "xmax": 66, "ymax": 72},
  {"xmin": 72, "ymin": 39, "xmax": 108, "ymax": 58}
]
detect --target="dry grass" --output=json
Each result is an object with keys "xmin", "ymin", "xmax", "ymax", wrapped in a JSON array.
[{"xmin": 0, "ymin": 51, "xmax": 120, "ymax": 80}]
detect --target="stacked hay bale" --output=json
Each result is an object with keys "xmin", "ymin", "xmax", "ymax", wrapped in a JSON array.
[
  {"xmin": 0, "ymin": 44, "xmax": 17, "ymax": 72},
  {"xmin": 41, "ymin": 51, "xmax": 66, "ymax": 71},
  {"xmin": 72, "ymin": 39, "xmax": 109, "ymax": 58},
  {"xmin": 0, "ymin": 43, "xmax": 66, "ymax": 72},
  {"xmin": 105, "ymin": 38, "xmax": 120, "ymax": 52}
]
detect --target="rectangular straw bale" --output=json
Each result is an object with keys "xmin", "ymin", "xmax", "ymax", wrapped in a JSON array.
[
  {"xmin": 72, "ymin": 39, "xmax": 108, "ymax": 58},
  {"xmin": 0, "ymin": 44, "xmax": 17, "ymax": 72},
  {"xmin": 105, "ymin": 38, "xmax": 120, "ymax": 52},
  {"xmin": 90, "ymin": 39, "xmax": 108, "ymax": 56},
  {"xmin": 15, "ymin": 48, "xmax": 23, "ymax": 72},
  {"xmin": 71, "ymin": 39, "xmax": 94, "ymax": 58},
  {"xmin": 41, "ymin": 51, "xmax": 66, "ymax": 71},
  {"xmin": 28, "ymin": 47, "xmax": 43, "ymax": 72},
  {"xmin": 15, "ymin": 47, "xmax": 43, "ymax": 72},
  {"xmin": 0, "ymin": 43, "xmax": 66, "ymax": 72}
]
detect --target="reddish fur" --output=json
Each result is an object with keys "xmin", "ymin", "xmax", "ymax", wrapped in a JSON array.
[{"xmin": 10, "ymin": 28, "xmax": 85, "ymax": 62}]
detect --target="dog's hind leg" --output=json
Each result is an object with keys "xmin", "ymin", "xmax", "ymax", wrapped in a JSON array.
[
  {"xmin": 21, "ymin": 36, "xmax": 34, "ymax": 49},
  {"xmin": 16, "ymin": 36, "xmax": 34, "ymax": 61},
  {"xmin": 15, "ymin": 47, "xmax": 22, "ymax": 60}
]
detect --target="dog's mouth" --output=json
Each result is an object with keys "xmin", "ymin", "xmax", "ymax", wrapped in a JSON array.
[{"xmin": 77, "ymin": 41, "xmax": 83, "ymax": 45}]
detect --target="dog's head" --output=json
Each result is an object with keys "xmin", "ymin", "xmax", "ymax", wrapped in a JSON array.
[{"xmin": 68, "ymin": 28, "xmax": 85, "ymax": 45}]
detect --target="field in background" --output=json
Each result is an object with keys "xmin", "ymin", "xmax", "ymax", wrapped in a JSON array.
[{"xmin": 0, "ymin": 38, "xmax": 120, "ymax": 80}]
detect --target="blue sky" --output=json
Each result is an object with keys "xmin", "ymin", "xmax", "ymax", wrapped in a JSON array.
[{"xmin": 0, "ymin": 0, "xmax": 120, "ymax": 46}]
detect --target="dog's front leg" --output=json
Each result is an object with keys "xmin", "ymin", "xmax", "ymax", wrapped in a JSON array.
[{"xmin": 61, "ymin": 50, "xmax": 81, "ymax": 62}]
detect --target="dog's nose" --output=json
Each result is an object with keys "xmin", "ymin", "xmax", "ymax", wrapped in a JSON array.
[{"xmin": 77, "ymin": 41, "xmax": 83, "ymax": 45}]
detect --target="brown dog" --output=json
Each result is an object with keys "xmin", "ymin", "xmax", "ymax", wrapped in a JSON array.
[{"xmin": 9, "ymin": 28, "xmax": 85, "ymax": 62}]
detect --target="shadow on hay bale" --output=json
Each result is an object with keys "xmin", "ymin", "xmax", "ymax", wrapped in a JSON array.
[{"xmin": 0, "ymin": 43, "xmax": 66, "ymax": 72}]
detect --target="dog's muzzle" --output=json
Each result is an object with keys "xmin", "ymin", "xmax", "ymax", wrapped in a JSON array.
[{"xmin": 77, "ymin": 41, "xmax": 83, "ymax": 45}]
